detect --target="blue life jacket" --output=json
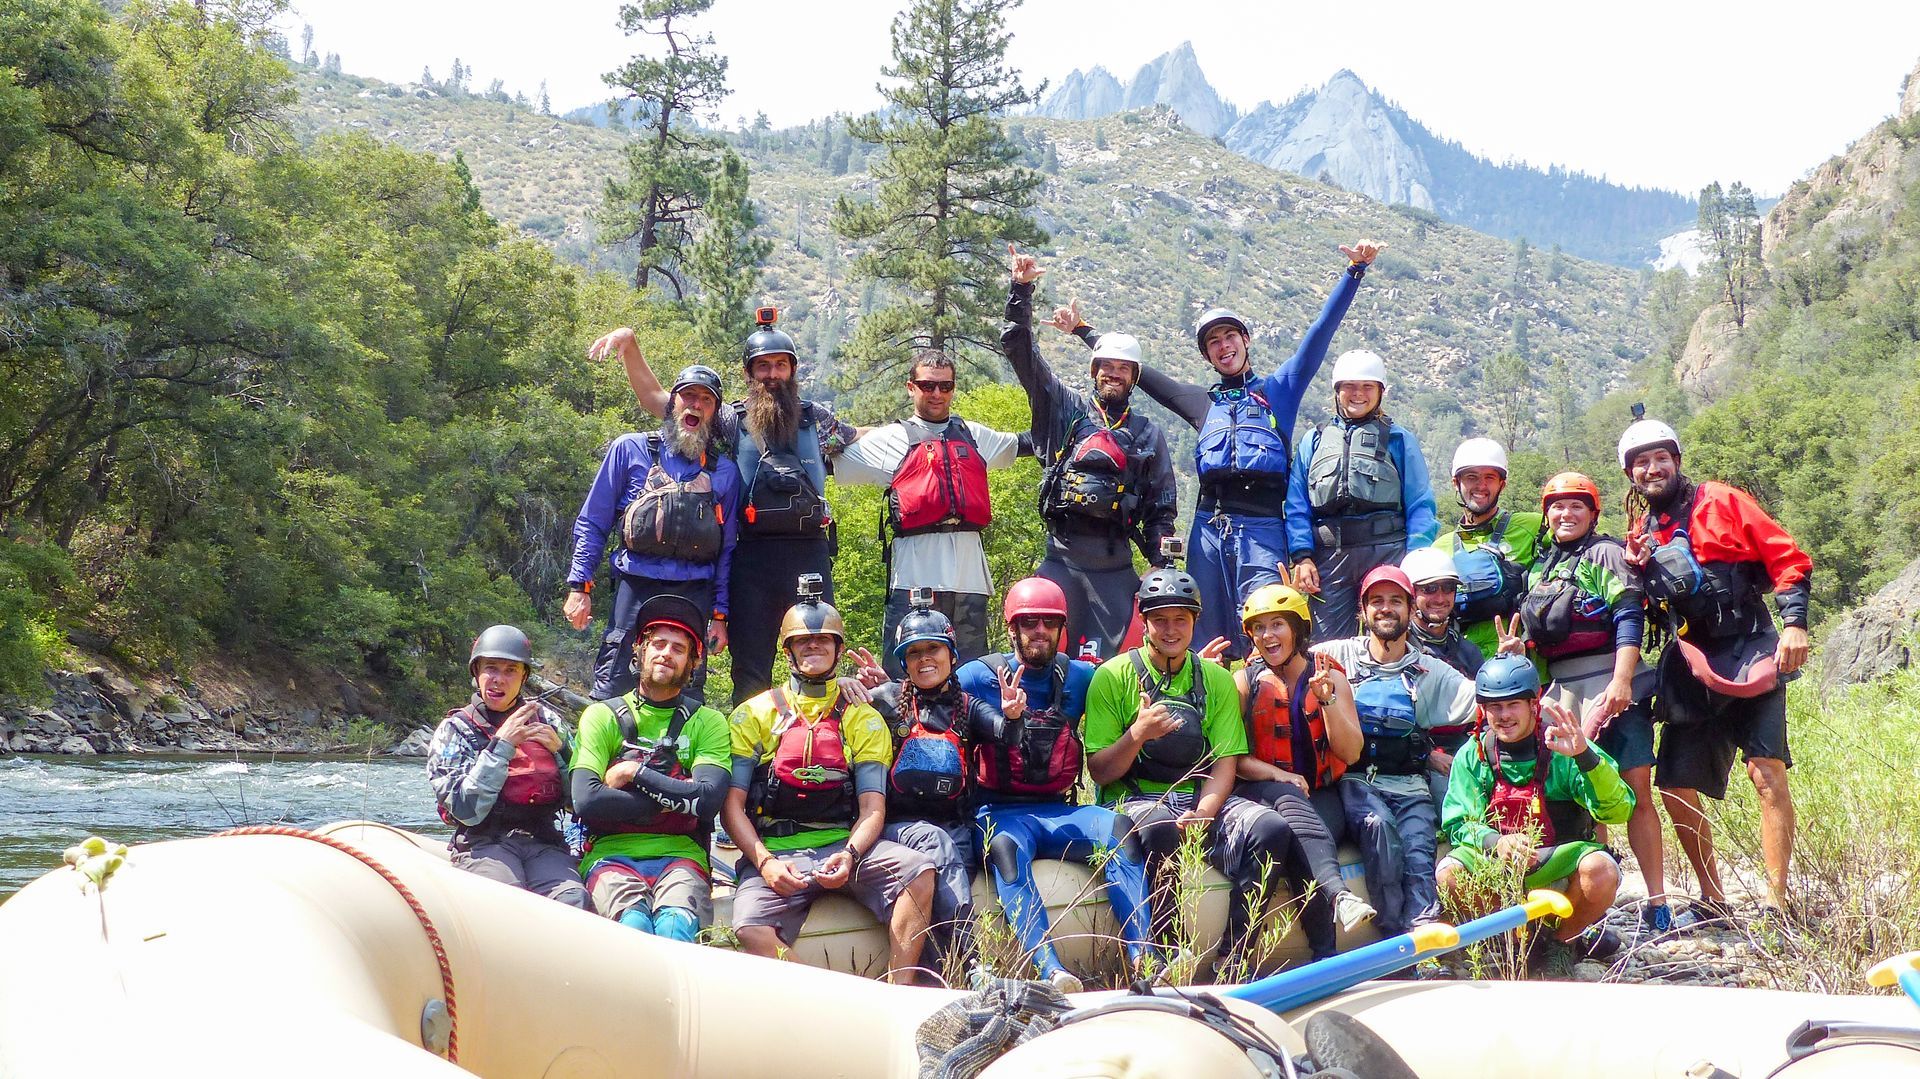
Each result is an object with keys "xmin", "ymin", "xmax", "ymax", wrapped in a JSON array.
[
  {"xmin": 1195, "ymin": 386, "xmax": 1291, "ymax": 485},
  {"xmin": 1351, "ymin": 667, "xmax": 1429, "ymax": 776},
  {"xmin": 1452, "ymin": 543, "xmax": 1528, "ymax": 624}
]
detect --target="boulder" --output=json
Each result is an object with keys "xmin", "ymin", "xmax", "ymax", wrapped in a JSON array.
[
  {"xmin": 27, "ymin": 710, "xmax": 72, "ymax": 738},
  {"xmin": 54, "ymin": 736, "xmax": 96, "ymax": 755},
  {"xmin": 388, "ymin": 727, "xmax": 434, "ymax": 757},
  {"xmin": 1817, "ymin": 556, "xmax": 1920, "ymax": 687},
  {"xmin": 87, "ymin": 668, "xmax": 144, "ymax": 724}
]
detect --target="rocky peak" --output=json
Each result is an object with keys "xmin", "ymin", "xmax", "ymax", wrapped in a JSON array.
[
  {"xmin": 1038, "ymin": 66, "xmax": 1125, "ymax": 123},
  {"xmin": 1037, "ymin": 42, "xmax": 1235, "ymax": 137},
  {"xmin": 1903, "ymin": 56, "xmax": 1920, "ymax": 122},
  {"xmin": 1223, "ymin": 71, "xmax": 1435, "ymax": 211}
]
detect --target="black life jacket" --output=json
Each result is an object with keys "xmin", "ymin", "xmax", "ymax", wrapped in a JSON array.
[
  {"xmin": 973, "ymin": 655, "xmax": 1083, "ymax": 801},
  {"xmin": 1127, "ymin": 649, "xmax": 1211, "ymax": 786},
  {"xmin": 887, "ymin": 420, "xmax": 991, "ymax": 537},
  {"xmin": 1477, "ymin": 726, "xmax": 1595, "ymax": 846},
  {"xmin": 620, "ymin": 434, "xmax": 725, "ymax": 563},
  {"xmin": 1521, "ymin": 537, "xmax": 1617, "ymax": 660},
  {"xmin": 885, "ymin": 686, "xmax": 972, "ymax": 822},
  {"xmin": 738, "ymin": 406, "xmax": 831, "ymax": 537},
  {"xmin": 1039, "ymin": 409, "xmax": 1142, "ymax": 532},
  {"xmin": 587, "ymin": 695, "xmax": 703, "ymax": 843},
  {"xmin": 1642, "ymin": 484, "xmax": 1769, "ymax": 638},
  {"xmin": 747, "ymin": 689, "xmax": 856, "ymax": 837}
]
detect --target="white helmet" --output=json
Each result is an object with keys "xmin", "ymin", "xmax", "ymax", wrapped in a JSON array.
[
  {"xmin": 1617, "ymin": 419, "xmax": 1681, "ymax": 471},
  {"xmin": 1330, "ymin": 349, "xmax": 1388, "ymax": 389},
  {"xmin": 1451, "ymin": 437, "xmax": 1509, "ymax": 478},
  {"xmin": 1401, "ymin": 546, "xmax": 1461, "ymax": 586},
  {"xmin": 1089, "ymin": 331, "xmax": 1142, "ymax": 373}
]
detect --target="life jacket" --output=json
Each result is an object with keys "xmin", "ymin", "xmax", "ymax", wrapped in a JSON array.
[
  {"xmin": 1305, "ymin": 416, "xmax": 1402, "ymax": 519},
  {"xmin": 1641, "ymin": 485, "xmax": 1768, "ymax": 638},
  {"xmin": 1476, "ymin": 726, "xmax": 1595, "ymax": 846},
  {"xmin": 737, "ymin": 407, "xmax": 831, "ymax": 537},
  {"xmin": 1350, "ymin": 664, "xmax": 1430, "ymax": 776},
  {"xmin": 586, "ymin": 695, "xmax": 702, "ymax": 843},
  {"xmin": 1521, "ymin": 539, "xmax": 1616, "ymax": 660},
  {"xmin": 620, "ymin": 434, "xmax": 725, "ymax": 563},
  {"xmin": 1446, "ymin": 515, "xmax": 1531, "ymax": 623},
  {"xmin": 1195, "ymin": 385, "xmax": 1290, "ymax": 487},
  {"xmin": 747, "ymin": 689, "xmax": 856, "ymax": 837},
  {"xmin": 437, "ymin": 705, "xmax": 565, "ymax": 836},
  {"xmin": 886, "ymin": 420, "xmax": 991, "ymax": 537},
  {"xmin": 1127, "ymin": 650, "xmax": 1212, "ymax": 786},
  {"xmin": 1412, "ymin": 623, "xmax": 1482, "ymax": 682},
  {"xmin": 886, "ymin": 690, "xmax": 971, "ymax": 821},
  {"xmin": 973, "ymin": 655, "xmax": 1083, "ymax": 800},
  {"xmin": 1242, "ymin": 656, "xmax": 1343, "ymax": 789},
  {"xmin": 1039, "ymin": 412, "xmax": 1140, "ymax": 531}
]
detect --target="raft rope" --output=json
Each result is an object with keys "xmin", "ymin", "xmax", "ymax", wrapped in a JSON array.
[{"xmin": 212, "ymin": 825, "xmax": 458, "ymax": 1064}]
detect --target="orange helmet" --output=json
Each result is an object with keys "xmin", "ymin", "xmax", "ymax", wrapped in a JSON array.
[{"xmin": 1540, "ymin": 472, "xmax": 1601, "ymax": 514}]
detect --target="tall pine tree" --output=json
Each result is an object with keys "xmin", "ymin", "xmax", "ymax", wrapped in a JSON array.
[
  {"xmin": 832, "ymin": 0, "xmax": 1044, "ymax": 381},
  {"xmin": 686, "ymin": 149, "xmax": 772, "ymax": 354}
]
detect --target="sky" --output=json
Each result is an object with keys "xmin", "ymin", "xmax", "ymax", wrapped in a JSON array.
[{"xmin": 277, "ymin": 0, "xmax": 1920, "ymax": 197}]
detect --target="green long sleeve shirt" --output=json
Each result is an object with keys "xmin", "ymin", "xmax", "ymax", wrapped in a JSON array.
[{"xmin": 1441, "ymin": 736, "xmax": 1634, "ymax": 858}]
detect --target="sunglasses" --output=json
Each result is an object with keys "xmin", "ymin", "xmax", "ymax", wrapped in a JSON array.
[
  {"xmin": 1414, "ymin": 582, "xmax": 1456, "ymax": 596},
  {"xmin": 909, "ymin": 379, "xmax": 955, "ymax": 393}
]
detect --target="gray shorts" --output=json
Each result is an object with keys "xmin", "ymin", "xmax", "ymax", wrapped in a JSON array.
[
  {"xmin": 585, "ymin": 855, "xmax": 712, "ymax": 924},
  {"xmin": 731, "ymin": 838, "xmax": 935, "ymax": 944}
]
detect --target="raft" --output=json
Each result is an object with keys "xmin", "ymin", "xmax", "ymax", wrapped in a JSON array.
[{"xmin": 0, "ymin": 823, "xmax": 1914, "ymax": 1078}]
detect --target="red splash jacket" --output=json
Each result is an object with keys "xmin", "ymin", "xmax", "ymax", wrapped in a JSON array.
[{"xmin": 1636, "ymin": 480, "xmax": 1812, "ymax": 628}]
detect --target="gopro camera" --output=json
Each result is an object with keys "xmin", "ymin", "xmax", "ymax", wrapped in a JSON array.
[
  {"xmin": 1160, "ymin": 537, "xmax": 1186, "ymax": 563},
  {"xmin": 796, "ymin": 573, "xmax": 824, "ymax": 602},
  {"xmin": 755, "ymin": 305, "xmax": 779, "ymax": 328},
  {"xmin": 1630, "ymin": 401, "xmax": 1646, "ymax": 421},
  {"xmin": 908, "ymin": 586, "xmax": 935, "ymax": 610}
]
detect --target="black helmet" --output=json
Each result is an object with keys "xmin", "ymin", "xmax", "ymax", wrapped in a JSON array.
[
  {"xmin": 743, "ymin": 327, "xmax": 798, "ymax": 370},
  {"xmin": 1136, "ymin": 567, "xmax": 1202, "ymax": 614},
  {"xmin": 1195, "ymin": 307, "xmax": 1250, "ymax": 355},
  {"xmin": 633, "ymin": 594, "xmax": 709, "ymax": 667},
  {"xmin": 893, "ymin": 605, "xmax": 957, "ymax": 662},
  {"xmin": 469, "ymin": 624, "xmax": 534, "ymax": 677},
  {"xmin": 670, "ymin": 364, "xmax": 723, "ymax": 404}
]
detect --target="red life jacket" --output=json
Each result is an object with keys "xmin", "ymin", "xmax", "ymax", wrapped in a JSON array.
[
  {"xmin": 972, "ymin": 656, "xmax": 1083, "ymax": 800},
  {"xmin": 887, "ymin": 420, "xmax": 992, "ymax": 537},
  {"xmin": 449, "ymin": 705, "xmax": 564, "ymax": 807},
  {"xmin": 749, "ymin": 689, "xmax": 856, "ymax": 837},
  {"xmin": 1475, "ymin": 726, "xmax": 1596, "ymax": 846},
  {"xmin": 1243, "ymin": 657, "xmax": 1345, "ymax": 789},
  {"xmin": 587, "ymin": 696, "xmax": 702, "ymax": 842},
  {"xmin": 887, "ymin": 692, "xmax": 970, "ymax": 820}
]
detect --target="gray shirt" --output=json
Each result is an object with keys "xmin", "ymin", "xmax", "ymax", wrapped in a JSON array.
[{"xmin": 1311, "ymin": 635, "xmax": 1476, "ymax": 798}]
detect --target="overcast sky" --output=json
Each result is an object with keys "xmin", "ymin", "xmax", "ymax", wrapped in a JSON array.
[{"xmin": 278, "ymin": 0, "xmax": 1920, "ymax": 196}]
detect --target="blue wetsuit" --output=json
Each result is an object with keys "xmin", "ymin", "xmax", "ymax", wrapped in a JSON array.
[{"xmin": 956, "ymin": 654, "xmax": 1152, "ymax": 978}]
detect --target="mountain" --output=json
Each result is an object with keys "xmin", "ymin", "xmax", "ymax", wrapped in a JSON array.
[
  {"xmin": 1041, "ymin": 54, "xmax": 1695, "ymax": 267},
  {"xmin": 287, "ymin": 68, "xmax": 1659, "ymax": 479}
]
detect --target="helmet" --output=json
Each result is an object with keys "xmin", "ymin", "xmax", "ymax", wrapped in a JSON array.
[
  {"xmin": 1400, "ymin": 547, "xmax": 1461, "ymax": 587},
  {"xmin": 1330, "ymin": 349, "xmax": 1388, "ymax": 389},
  {"xmin": 634, "ymin": 594, "xmax": 708, "ymax": 664},
  {"xmin": 777, "ymin": 599, "xmax": 846, "ymax": 650},
  {"xmin": 893, "ymin": 605, "xmax": 957, "ymax": 661},
  {"xmin": 1475, "ymin": 653, "xmax": 1542, "ymax": 702},
  {"xmin": 743, "ymin": 326, "xmax": 798, "ymax": 369},
  {"xmin": 1194, "ymin": 308, "xmax": 1250, "ymax": 355},
  {"xmin": 1089, "ymin": 332, "xmax": 1143, "ymax": 373},
  {"xmin": 1136, "ymin": 565, "xmax": 1202, "ymax": 614},
  {"xmin": 669, "ymin": 364, "xmax": 723, "ymax": 405},
  {"xmin": 1240, "ymin": 584, "xmax": 1310, "ymax": 629},
  {"xmin": 469, "ymin": 624, "xmax": 534, "ymax": 677},
  {"xmin": 1540, "ymin": 472, "xmax": 1602, "ymax": 514},
  {"xmin": 1617, "ymin": 419, "xmax": 1681, "ymax": 471},
  {"xmin": 1451, "ymin": 437, "xmax": 1509, "ymax": 478},
  {"xmin": 1358, "ymin": 564, "xmax": 1414, "ymax": 600},
  {"xmin": 1004, "ymin": 576, "xmax": 1068, "ymax": 626}
]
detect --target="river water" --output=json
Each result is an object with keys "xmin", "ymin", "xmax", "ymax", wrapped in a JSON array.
[{"xmin": 0, "ymin": 755, "xmax": 444, "ymax": 899}]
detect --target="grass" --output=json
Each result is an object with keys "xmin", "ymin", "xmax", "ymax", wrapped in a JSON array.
[{"xmin": 323, "ymin": 714, "xmax": 396, "ymax": 754}]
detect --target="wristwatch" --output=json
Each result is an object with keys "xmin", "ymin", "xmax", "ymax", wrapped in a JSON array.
[{"xmin": 568, "ymin": 580, "xmax": 592, "ymax": 595}]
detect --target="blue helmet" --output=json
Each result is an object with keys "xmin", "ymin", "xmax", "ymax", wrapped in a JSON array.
[
  {"xmin": 1475, "ymin": 653, "xmax": 1541, "ymax": 702},
  {"xmin": 893, "ymin": 605, "xmax": 957, "ymax": 662}
]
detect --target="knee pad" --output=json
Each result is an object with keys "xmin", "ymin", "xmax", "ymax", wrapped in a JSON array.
[
  {"xmin": 987, "ymin": 833, "xmax": 1025, "ymax": 882},
  {"xmin": 652, "ymin": 906, "xmax": 699, "ymax": 943}
]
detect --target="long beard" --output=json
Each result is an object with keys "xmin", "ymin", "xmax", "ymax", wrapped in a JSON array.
[
  {"xmin": 665, "ymin": 410, "xmax": 713, "ymax": 461},
  {"xmin": 745, "ymin": 377, "xmax": 800, "ymax": 448}
]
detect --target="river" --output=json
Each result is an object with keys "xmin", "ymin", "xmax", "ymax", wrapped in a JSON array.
[{"xmin": 0, "ymin": 755, "xmax": 445, "ymax": 899}]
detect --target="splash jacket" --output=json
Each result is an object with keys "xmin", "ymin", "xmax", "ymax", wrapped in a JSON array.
[
  {"xmin": 1441, "ymin": 726, "xmax": 1633, "ymax": 886},
  {"xmin": 427, "ymin": 694, "xmax": 575, "ymax": 850},
  {"xmin": 569, "ymin": 691, "xmax": 731, "ymax": 873},
  {"xmin": 1633, "ymin": 479, "xmax": 1811, "ymax": 639}
]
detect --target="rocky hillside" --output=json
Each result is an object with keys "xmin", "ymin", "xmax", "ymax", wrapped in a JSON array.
[
  {"xmin": 1039, "ymin": 51, "xmax": 1696, "ymax": 266},
  {"xmin": 289, "ymin": 69, "xmax": 1659, "ymax": 471}
]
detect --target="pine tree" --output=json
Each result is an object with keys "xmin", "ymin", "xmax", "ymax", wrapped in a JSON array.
[
  {"xmin": 1700, "ymin": 180, "xmax": 1764, "ymax": 326},
  {"xmin": 449, "ymin": 58, "xmax": 465, "ymax": 96},
  {"xmin": 538, "ymin": 80, "xmax": 551, "ymax": 114},
  {"xmin": 597, "ymin": 0, "xmax": 729, "ymax": 296},
  {"xmin": 686, "ymin": 149, "xmax": 773, "ymax": 354},
  {"xmin": 831, "ymin": 0, "xmax": 1045, "ymax": 378},
  {"xmin": 300, "ymin": 23, "xmax": 315, "ymax": 67}
]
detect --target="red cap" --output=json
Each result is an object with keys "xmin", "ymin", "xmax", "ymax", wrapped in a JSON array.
[{"xmin": 1359, "ymin": 564, "xmax": 1415, "ymax": 600}]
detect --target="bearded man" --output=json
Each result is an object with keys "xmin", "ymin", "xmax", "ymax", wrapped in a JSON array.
[
  {"xmin": 568, "ymin": 364, "xmax": 743, "ymax": 700},
  {"xmin": 590, "ymin": 317, "xmax": 859, "ymax": 706}
]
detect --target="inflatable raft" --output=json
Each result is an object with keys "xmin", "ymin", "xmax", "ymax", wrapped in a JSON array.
[{"xmin": 1, "ymin": 823, "xmax": 1915, "ymax": 1078}]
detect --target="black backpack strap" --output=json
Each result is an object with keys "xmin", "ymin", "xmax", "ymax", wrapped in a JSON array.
[{"xmin": 608, "ymin": 695, "xmax": 641, "ymax": 747}]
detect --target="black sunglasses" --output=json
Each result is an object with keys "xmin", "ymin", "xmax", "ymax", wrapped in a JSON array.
[{"xmin": 909, "ymin": 378, "xmax": 955, "ymax": 393}]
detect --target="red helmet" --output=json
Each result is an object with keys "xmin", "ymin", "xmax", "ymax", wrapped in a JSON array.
[
  {"xmin": 1359, "ymin": 564, "xmax": 1414, "ymax": 600},
  {"xmin": 1004, "ymin": 576, "xmax": 1068, "ymax": 627},
  {"xmin": 1541, "ymin": 471, "xmax": 1602, "ymax": 514}
]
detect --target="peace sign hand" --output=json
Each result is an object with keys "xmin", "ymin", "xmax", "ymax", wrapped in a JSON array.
[
  {"xmin": 1493, "ymin": 613, "xmax": 1528, "ymax": 657},
  {"xmin": 1044, "ymin": 299, "xmax": 1083, "ymax": 334},
  {"xmin": 998, "ymin": 663, "xmax": 1028, "ymax": 721},
  {"xmin": 1623, "ymin": 530, "xmax": 1652, "ymax": 568},
  {"xmin": 847, "ymin": 646, "xmax": 889, "ymax": 688},
  {"xmin": 1008, "ymin": 242, "xmax": 1045, "ymax": 284},
  {"xmin": 1307, "ymin": 652, "xmax": 1345, "ymax": 703},
  {"xmin": 1197, "ymin": 636, "xmax": 1232, "ymax": 664}
]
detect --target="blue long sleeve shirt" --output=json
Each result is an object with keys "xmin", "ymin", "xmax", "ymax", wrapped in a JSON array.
[
  {"xmin": 568, "ymin": 432, "xmax": 743, "ymax": 615},
  {"xmin": 1283, "ymin": 418, "xmax": 1440, "ymax": 559}
]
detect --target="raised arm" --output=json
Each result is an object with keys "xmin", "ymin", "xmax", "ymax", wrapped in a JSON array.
[
  {"xmin": 1048, "ymin": 299, "xmax": 1208, "ymax": 430},
  {"xmin": 1002, "ymin": 244, "xmax": 1068, "ymax": 423},
  {"xmin": 1259, "ymin": 245, "xmax": 1378, "ymax": 430},
  {"xmin": 589, "ymin": 327, "xmax": 671, "ymax": 419},
  {"xmin": 1131, "ymin": 423, "xmax": 1180, "ymax": 564}
]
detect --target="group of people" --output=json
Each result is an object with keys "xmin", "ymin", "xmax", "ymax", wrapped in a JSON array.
[{"xmin": 427, "ymin": 237, "xmax": 1814, "ymax": 984}]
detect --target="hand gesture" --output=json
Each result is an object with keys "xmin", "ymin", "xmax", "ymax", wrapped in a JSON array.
[
  {"xmin": 1623, "ymin": 530, "xmax": 1652, "ymax": 569},
  {"xmin": 761, "ymin": 856, "xmax": 810, "ymax": 897},
  {"xmin": 525, "ymin": 721, "xmax": 564, "ymax": 753},
  {"xmin": 1776, "ymin": 625, "xmax": 1809, "ymax": 676},
  {"xmin": 1493, "ymin": 614, "xmax": 1528, "ymax": 657},
  {"xmin": 1340, "ymin": 239, "xmax": 1386, "ymax": 266},
  {"xmin": 1044, "ymin": 299, "xmax": 1083, "ymax": 334},
  {"xmin": 1540, "ymin": 697, "xmax": 1588, "ymax": 757},
  {"xmin": 834, "ymin": 676, "xmax": 874, "ymax": 705},
  {"xmin": 587, "ymin": 327, "xmax": 638, "ymax": 363},
  {"xmin": 847, "ymin": 646, "xmax": 889, "ymax": 687},
  {"xmin": 1292, "ymin": 558, "xmax": 1321, "ymax": 594},
  {"xmin": 1197, "ymin": 636, "xmax": 1232, "ymax": 664},
  {"xmin": 494, "ymin": 703, "xmax": 542, "ymax": 747},
  {"xmin": 999, "ymin": 663, "xmax": 1028, "ymax": 721},
  {"xmin": 707, "ymin": 619, "xmax": 729, "ymax": 657},
  {"xmin": 813, "ymin": 850, "xmax": 853, "ymax": 889},
  {"xmin": 605, "ymin": 759, "xmax": 641, "ymax": 789},
  {"xmin": 563, "ymin": 589, "xmax": 592, "ymax": 632},
  {"xmin": 1308, "ymin": 653, "xmax": 1344, "ymax": 703},
  {"xmin": 1008, "ymin": 242, "xmax": 1045, "ymax": 285},
  {"xmin": 1135, "ymin": 691, "xmax": 1181, "ymax": 740}
]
